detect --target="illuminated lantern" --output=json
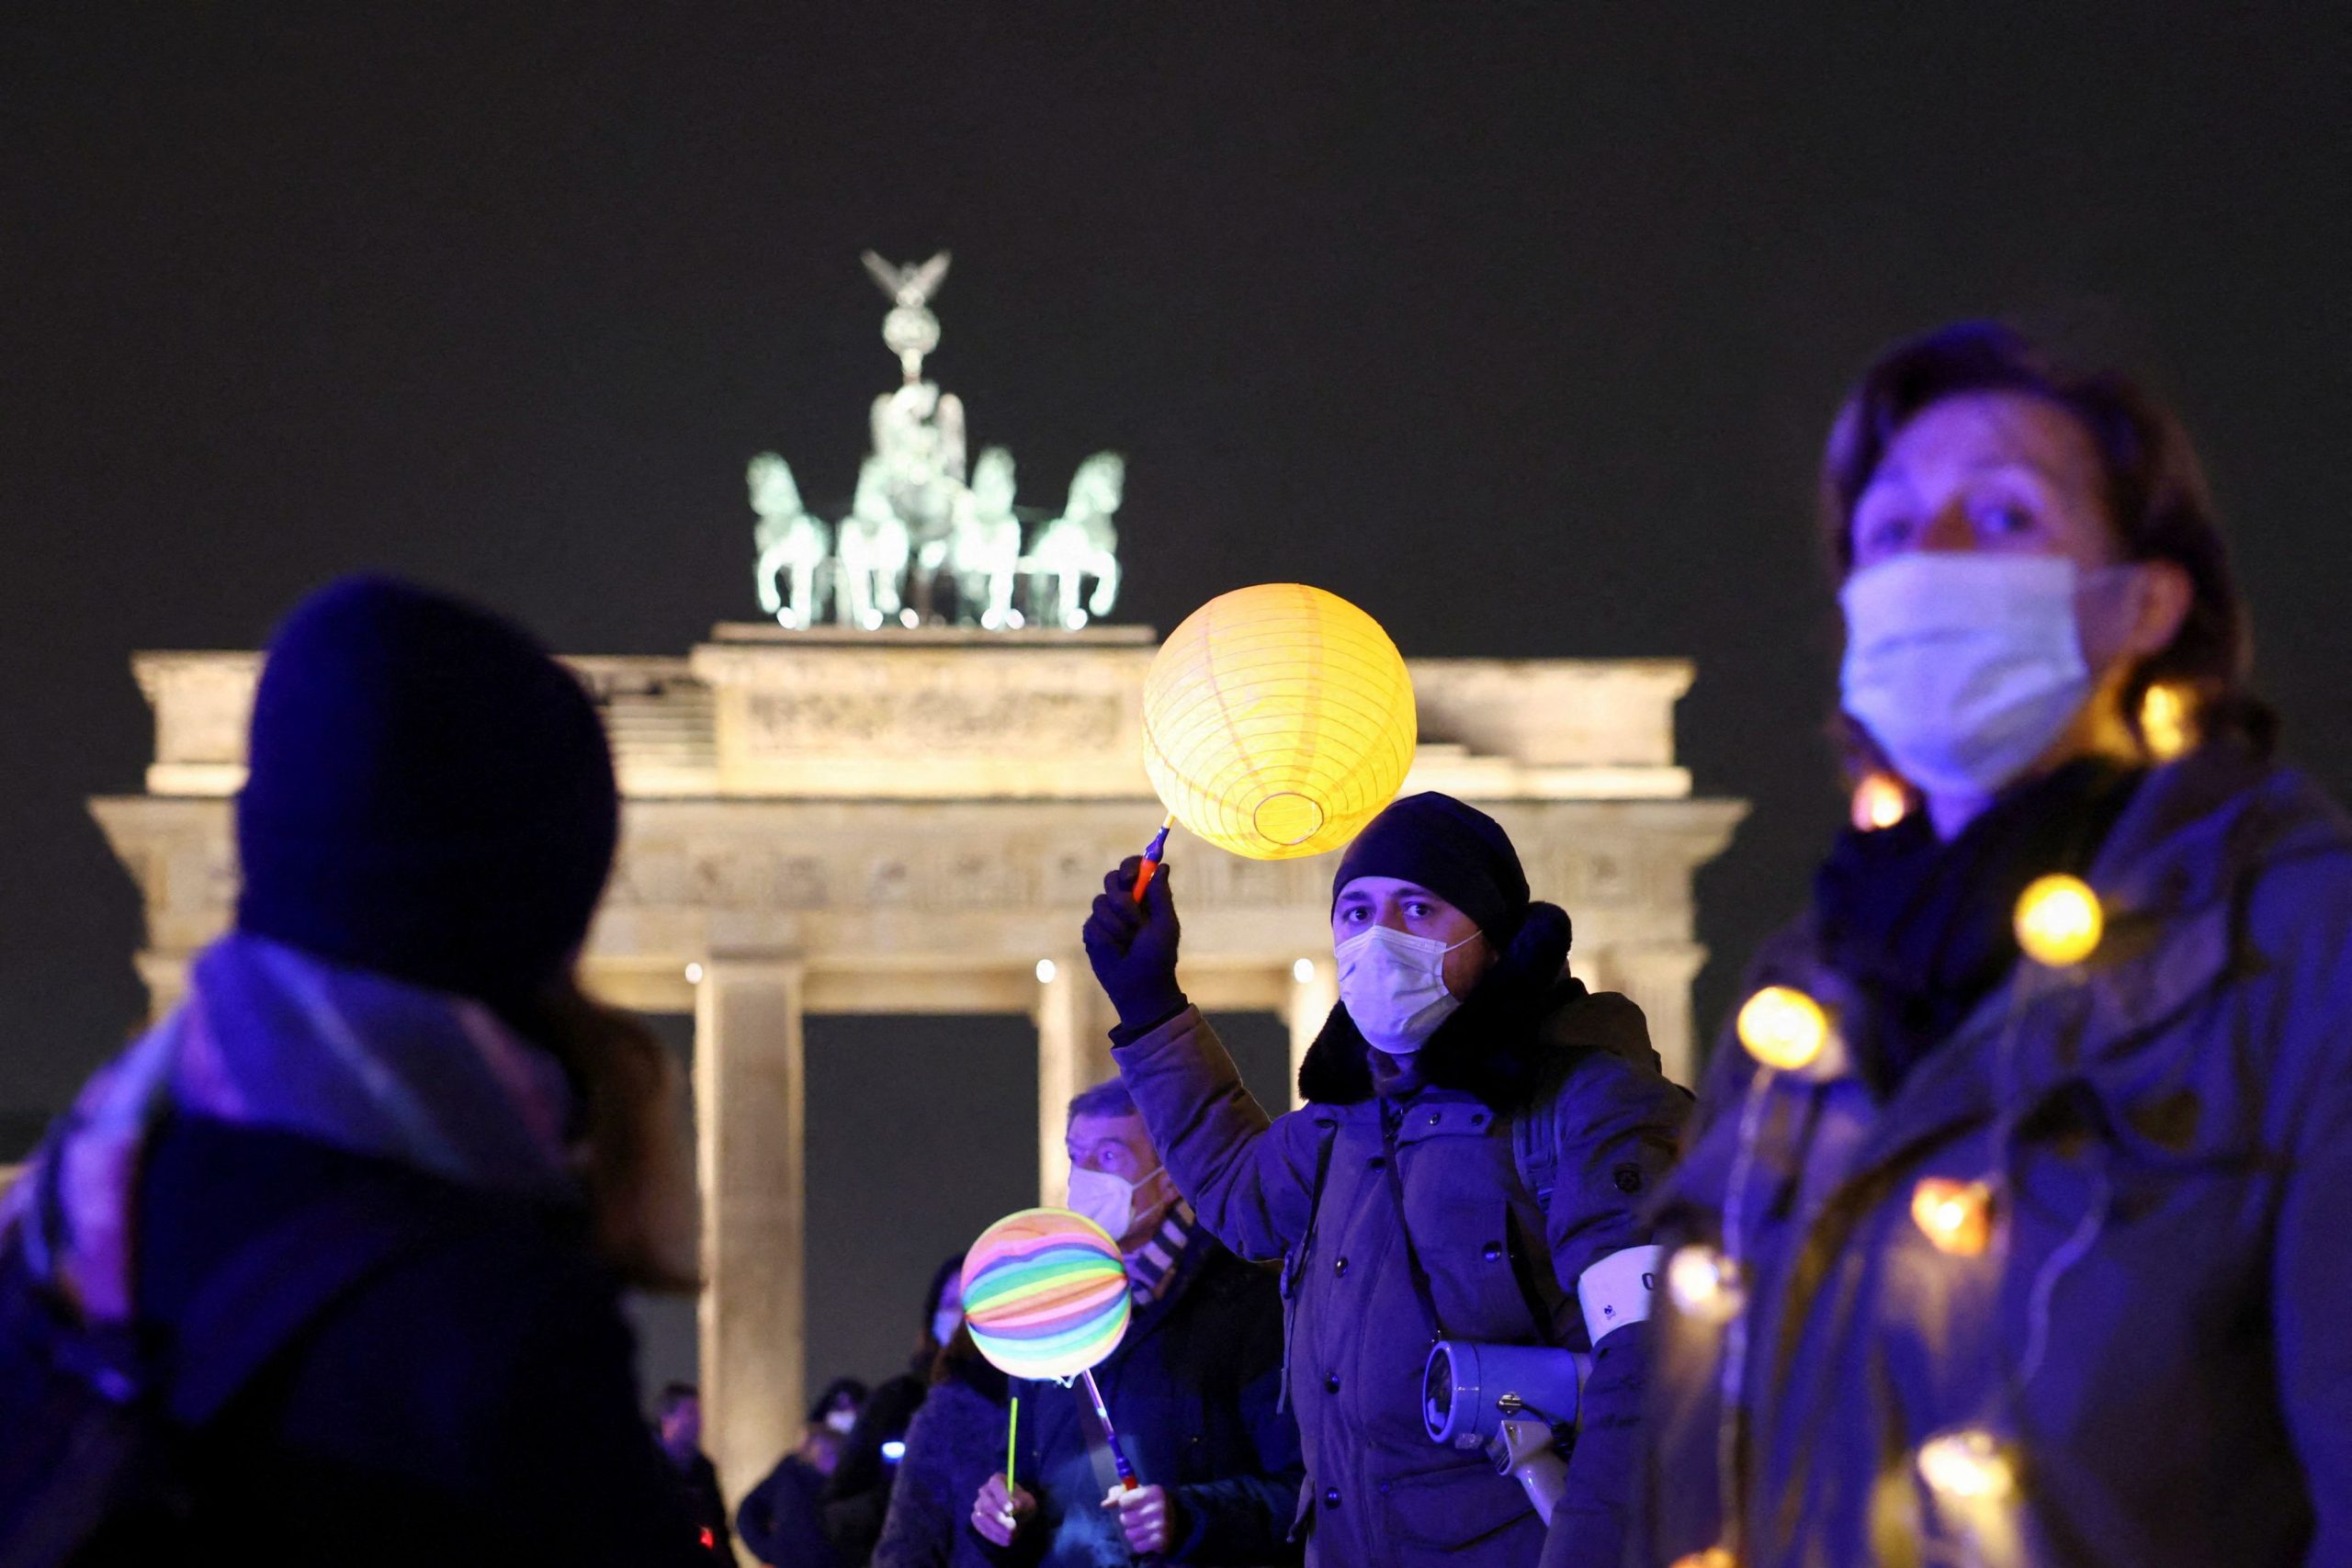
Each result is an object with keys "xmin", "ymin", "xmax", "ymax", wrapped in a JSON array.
[
  {"xmin": 1851, "ymin": 771, "xmax": 1909, "ymax": 832},
  {"xmin": 1917, "ymin": 1428, "xmax": 2017, "ymax": 1504},
  {"xmin": 1736, "ymin": 986, "xmax": 1830, "ymax": 1072},
  {"xmin": 2014, "ymin": 874, "xmax": 2103, "ymax": 967},
  {"xmin": 961, "ymin": 1208, "xmax": 1131, "ymax": 1382},
  {"xmin": 1665, "ymin": 1245, "xmax": 1744, "ymax": 1325},
  {"xmin": 1142, "ymin": 583, "xmax": 1418, "ymax": 861},
  {"xmin": 1910, "ymin": 1178, "xmax": 1995, "ymax": 1257},
  {"xmin": 2140, "ymin": 682, "xmax": 2196, "ymax": 762}
]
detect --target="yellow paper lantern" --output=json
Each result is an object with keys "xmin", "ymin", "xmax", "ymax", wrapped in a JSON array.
[
  {"xmin": 1141, "ymin": 583, "xmax": 1418, "ymax": 861},
  {"xmin": 2014, "ymin": 874, "xmax": 2103, "ymax": 967}
]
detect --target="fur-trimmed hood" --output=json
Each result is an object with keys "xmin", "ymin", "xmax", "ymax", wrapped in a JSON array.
[{"xmin": 1295, "ymin": 902, "xmax": 1661, "ymax": 1111}]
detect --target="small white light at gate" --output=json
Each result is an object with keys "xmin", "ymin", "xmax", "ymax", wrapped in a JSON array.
[
  {"xmin": 1293, "ymin": 957, "xmax": 1316, "ymax": 984},
  {"xmin": 684, "ymin": 963, "xmax": 705, "ymax": 985},
  {"xmin": 1917, "ymin": 1428, "xmax": 2015, "ymax": 1503},
  {"xmin": 1035, "ymin": 958, "xmax": 1057, "ymax": 984},
  {"xmin": 881, "ymin": 1438, "xmax": 907, "ymax": 1462}
]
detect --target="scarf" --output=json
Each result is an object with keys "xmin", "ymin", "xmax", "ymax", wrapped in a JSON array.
[
  {"xmin": 0, "ymin": 933, "xmax": 580, "ymax": 1325},
  {"xmin": 1124, "ymin": 1198, "xmax": 1198, "ymax": 1310},
  {"xmin": 1814, "ymin": 758, "xmax": 2143, "ymax": 1094}
]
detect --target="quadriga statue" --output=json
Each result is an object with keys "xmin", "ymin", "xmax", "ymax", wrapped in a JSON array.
[
  {"xmin": 747, "ymin": 454, "xmax": 831, "ymax": 630},
  {"xmin": 948, "ymin": 446, "xmax": 1025, "ymax": 630},
  {"xmin": 835, "ymin": 457, "xmax": 912, "ymax": 630},
  {"xmin": 1024, "ymin": 451, "xmax": 1125, "ymax": 631}
]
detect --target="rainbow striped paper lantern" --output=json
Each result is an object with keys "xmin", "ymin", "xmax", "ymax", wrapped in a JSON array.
[
  {"xmin": 960, "ymin": 1208, "xmax": 1132, "ymax": 1382},
  {"xmin": 1142, "ymin": 583, "xmax": 1418, "ymax": 861}
]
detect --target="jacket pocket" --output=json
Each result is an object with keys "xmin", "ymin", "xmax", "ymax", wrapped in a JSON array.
[{"xmin": 1375, "ymin": 1461, "xmax": 1539, "ymax": 1553}]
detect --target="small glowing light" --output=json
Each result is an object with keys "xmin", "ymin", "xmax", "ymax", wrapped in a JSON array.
[
  {"xmin": 1292, "ymin": 957, "xmax": 1317, "ymax": 984},
  {"xmin": 2014, "ymin": 874, "xmax": 2103, "ymax": 967},
  {"xmin": 684, "ymin": 962, "xmax": 705, "ymax": 985},
  {"xmin": 1736, "ymin": 986, "xmax": 1829, "ymax": 1071},
  {"xmin": 1910, "ymin": 1178, "xmax": 1995, "ymax": 1257},
  {"xmin": 1851, "ymin": 772, "xmax": 1909, "ymax": 832},
  {"xmin": 898, "ymin": 607, "xmax": 922, "ymax": 629},
  {"xmin": 880, "ymin": 1438, "xmax": 907, "ymax": 1463},
  {"xmin": 1917, "ymin": 1428, "xmax": 2015, "ymax": 1503},
  {"xmin": 1669, "ymin": 1551, "xmax": 1737, "ymax": 1568},
  {"xmin": 1035, "ymin": 958, "xmax": 1057, "ymax": 985},
  {"xmin": 2140, "ymin": 682, "xmax": 2195, "ymax": 762},
  {"xmin": 1665, "ymin": 1245, "xmax": 1743, "ymax": 1324}
]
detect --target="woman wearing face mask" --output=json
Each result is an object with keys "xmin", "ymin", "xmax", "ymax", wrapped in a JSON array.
[
  {"xmin": 1082, "ymin": 792, "xmax": 1689, "ymax": 1568},
  {"xmin": 1636, "ymin": 323, "xmax": 2352, "ymax": 1567}
]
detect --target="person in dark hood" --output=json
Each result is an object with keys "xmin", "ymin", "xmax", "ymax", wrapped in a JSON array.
[
  {"xmin": 816, "ymin": 1253, "xmax": 967, "ymax": 1563},
  {"xmin": 0, "ymin": 575, "xmax": 703, "ymax": 1567},
  {"xmin": 1081, "ymin": 792, "xmax": 1687, "ymax": 1568},
  {"xmin": 735, "ymin": 1378, "xmax": 869, "ymax": 1567},
  {"xmin": 656, "ymin": 1383, "xmax": 735, "ymax": 1558},
  {"xmin": 1636, "ymin": 323, "xmax": 2352, "ymax": 1567}
]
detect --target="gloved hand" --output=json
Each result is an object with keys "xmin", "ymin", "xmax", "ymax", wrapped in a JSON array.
[{"xmin": 1081, "ymin": 856, "xmax": 1187, "ymax": 1032}]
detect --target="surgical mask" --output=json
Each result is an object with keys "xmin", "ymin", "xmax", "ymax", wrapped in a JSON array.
[
  {"xmin": 825, "ymin": 1406, "xmax": 858, "ymax": 1436},
  {"xmin": 1839, "ymin": 553, "xmax": 2101, "ymax": 798},
  {"xmin": 1067, "ymin": 1163, "xmax": 1164, "ymax": 1241},
  {"xmin": 1336, "ymin": 924, "xmax": 1477, "ymax": 1055},
  {"xmin": 930, "ymin": 1305, "xmax": 961, "ymax": 1348}
]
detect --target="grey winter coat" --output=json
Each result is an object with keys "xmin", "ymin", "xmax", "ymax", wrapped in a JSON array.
[
  {"xmin": 1115, "ymin": 923, "xmax": 1687, "ymax": 1568},
  {"xmin": 1639, "ymin": 744, "xmax": 2352, "ymax": 1566}
]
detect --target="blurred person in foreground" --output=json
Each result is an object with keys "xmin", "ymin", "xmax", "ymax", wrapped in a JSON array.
[
  {"xmin": 1636, "ymin": 323, "xmax": 2352, "ymax": 1566},
  {"xmin": 736, "ymin": 1376, "xmax": 868, "ymax": 1567},
  {"xmin": 1080, "ymin": 794, "xmax": 1687, "ymax": 1568},
  {"xmin": 871, "ymin": 1325, "xmax": 1008, "ymax": 1568},
  {"xmin": 970, "ymin": 1077, "xmax": 1303, "ymax": 1565},
  {"xmin": 655, "ymin": 1383, "xmax": 734, "ymax": 1558},
  {"xmin": 0, "ymin": 576, "xmax": 703, "ymax": 1565}
]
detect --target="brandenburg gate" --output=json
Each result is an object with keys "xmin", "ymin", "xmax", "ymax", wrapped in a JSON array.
[{"xmin": 91, "ymin": 623, "xmax": 1745, "ymax": 1505}]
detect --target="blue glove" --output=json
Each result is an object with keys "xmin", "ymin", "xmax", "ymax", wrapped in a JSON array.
[{"xmin": 1081, "ymin": 856, "xmax": 1187, "ymax": 1032}]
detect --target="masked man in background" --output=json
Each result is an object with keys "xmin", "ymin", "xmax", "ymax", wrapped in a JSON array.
[{"xmin": 971, "ymin": 1078, "xmax": 1304, "ymax": 1565}]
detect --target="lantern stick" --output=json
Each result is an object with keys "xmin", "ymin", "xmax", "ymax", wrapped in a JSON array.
[
  {"xmin": 1080, "ymin": 1367, "xmax": 1142, "ymax": 1491},
  {"xmin": 1006, "ymin": 1393, "xmax": 1019, "ymax": 1495},
  {"xmin": 1129, "ymin": 815, "xmax": 1176, "ymax": 904}
]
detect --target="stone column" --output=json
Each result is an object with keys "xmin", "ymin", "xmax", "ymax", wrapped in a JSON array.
[
  {"xmin": 694, "ymin": 957, "xmax": 806, "ymax": 1513},
  {"xmin": 1034, "ymin": 953, "xmax": 1117, "ymax": 1204},
  {"xmin": 1285, "ymin": 958, "xmax": 1339, "ymax": 1111},
  {"xmin": 1607, "ymin": 942, "xmax": 1709, "ymax": 1089}
]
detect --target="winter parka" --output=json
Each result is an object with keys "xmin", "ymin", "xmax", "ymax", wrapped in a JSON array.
[
  {"xmin": 1114, "ymin": 919, "xmax": 1687, "ymax": 1568},
  {"xmin": 1637, "ymin": 743, "xmax": 2352, "ymax": 1566}
]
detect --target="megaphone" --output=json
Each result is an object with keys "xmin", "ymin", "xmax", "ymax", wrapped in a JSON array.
[{"xmin": 1422, "ymin": 1340, "xmax": 1590, "ymax": 1525}]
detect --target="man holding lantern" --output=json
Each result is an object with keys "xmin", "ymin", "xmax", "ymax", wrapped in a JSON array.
[{"xmin": 1083, "ymin": 791, "xmax": 1688, "ymax": 1568}]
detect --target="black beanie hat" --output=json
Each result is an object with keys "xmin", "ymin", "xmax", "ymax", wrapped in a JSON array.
[
  {"xmin": 1331, "ymin": 792, "xmax": 1531, "ymax": 942},
  {"xmin": 234, "ymin": 575, "xmax": 618, "ymax": 1008}
]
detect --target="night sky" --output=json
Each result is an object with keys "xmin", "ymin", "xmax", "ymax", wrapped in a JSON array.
[{"xmin": 6, "ymin": 6, "xmax": 2350, "ymax": 1398}]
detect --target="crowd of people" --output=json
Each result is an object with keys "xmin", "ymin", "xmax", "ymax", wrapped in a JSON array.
[{"xmin": 3, "ymin": 319, "xmax": 2347, "ymax": 1567}]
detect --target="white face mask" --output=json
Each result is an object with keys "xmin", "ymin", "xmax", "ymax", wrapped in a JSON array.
[
  {"xmin": 1839, "ymin": 553, "xmax": 2102, "ymax": 799},
  {"xmin": 1067, "ymin": 1163, "xmax": 1164, "ymax": 1242},
  {"xmin": 1336, "ymin": 924, "xmax": 1476, "ymax": 1055},
  {"xmin": 824, "ymin": 1406, "xmax": 858, "ymax": 1436},
  {"xmin": 930, "ymin": 1305, "xmax": 962, "ymax": 1349}
]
